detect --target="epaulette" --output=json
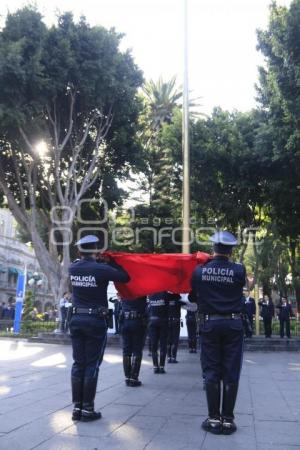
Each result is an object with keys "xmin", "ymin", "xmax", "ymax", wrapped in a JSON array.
[{"xmin": 72, "ymin": 258, "xmax": 80, "ymax": 263}]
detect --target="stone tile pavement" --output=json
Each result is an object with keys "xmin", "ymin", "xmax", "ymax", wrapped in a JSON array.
[{"xmin": 0, "ymin": 339, "xmax": 300, "ymax": 449}]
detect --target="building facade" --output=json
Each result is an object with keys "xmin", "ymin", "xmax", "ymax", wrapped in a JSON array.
[{"xmin": 0, "ymin": 209, "xmax": 55, "ymax": 311}]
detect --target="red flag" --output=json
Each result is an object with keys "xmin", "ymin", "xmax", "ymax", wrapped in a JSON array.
[{"xmin": 105, "ymin": 251, "xmax": 211, "ymax": 299}]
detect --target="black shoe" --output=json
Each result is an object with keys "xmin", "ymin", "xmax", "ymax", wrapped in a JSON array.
[
  {"xmin": 125, "ymin": 378, "xmax": 130, "ymax": 386},
  {"xmin": 130, "ymin": 356, "xmax": 142, "ymax": 386},
  {"xmin": 222, "ymin": 418, "xmax": 237, "ymax": 435},
  {"xmin": 123, "ymin": 356, "xmax": 132, "ymax": 383},
  {"xmin": 129, "ymin": 378, "xmax": 142, "ymax": 387},
  {"xmin": 72, "ymin": 406, "xmax": 82, "ymax": 421},
  {"xmin": 189, "ymin": 349, "xmax": 193, "ymax": 353},
  {"xmin": 168, "ymin": 357, "xmax": 172, "ymax": 363},
  {"xmin": 201, "ymin": 417, "xmax": 222, "ymax": 435},
  {"xmin": 159, "ymin": 367, "xmax": 166, "ymax": 374},
  {"xmin": 172, "ymin": 359, "xmax": 178, "ymax": 363},
  {"xmin": 221, "ymin": 383, "xmax": 239, "ymax": 430},
  {"xmin": 153, "ymin": 367, "xmax": 160, "ymax": 374},
  {"xmin": 81, "ymin": 409, "xmax": 102, "ymax": 422}
]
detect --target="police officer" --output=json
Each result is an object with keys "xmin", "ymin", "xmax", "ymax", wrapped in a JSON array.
[
  {"xmin": 192, "ymin": 231, "xmax": 246, "ymax": 435},
  {"xmin": 166, "ymin": 292, "xmax": 185, "ymax": 363},
  {"xmin": 148, "ymin": 291, "xmax": 169, "ymax": 373},
  {"xmin": 259, "ymin": 294, "xmax": 274, "ymax": 338},
  {"xmin": 186, "ymin": 309, "xmax": 197, "ymax": 353},
  {"xmin": 277, "ymin": 296, "xmax": 294, "ymax": 338},
  {"xmin": 120, "ymin": 296, "xmax": 147, "ymax": 386},
  {"xmin": 244, "ymin": 289, "xmax": 256, "ymax": 338},
  {"xmin": 185, "ymin": 291, "xmax": 198, "ymax": 353},
  {"xmin": 69, "ymin": 235, "xmax": 130, "ymax": 422}
]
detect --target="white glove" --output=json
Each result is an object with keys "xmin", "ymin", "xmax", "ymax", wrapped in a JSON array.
[{"xmin": 183, "ymin": 302, "xmax": 198, "ymax": 312}]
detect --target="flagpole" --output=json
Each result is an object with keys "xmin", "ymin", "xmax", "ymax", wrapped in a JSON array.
[{"xmin": 182, "ymin": 0, "xmax": 190, "ymax": 254}]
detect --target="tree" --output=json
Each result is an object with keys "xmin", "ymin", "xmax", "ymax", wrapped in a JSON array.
[
  {"xmin": 124, "ymin": 78, "xmax": 183, "ymax": 252},
  {"xmin": 0, "ymin": 7, "xmax": 143, "ymax": 298},
  {"xmin": 256, "ymin": 0, "xmax": 300, "ymax": 308}
]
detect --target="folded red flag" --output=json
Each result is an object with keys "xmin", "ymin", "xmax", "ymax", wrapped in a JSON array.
[{"xmin": 105, "ymin": 252, "xmax": 211, "ymax": 299}]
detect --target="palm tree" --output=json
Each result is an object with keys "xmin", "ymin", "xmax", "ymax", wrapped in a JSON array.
[{"xmin": 143, "ymin": 77, "xmax": 182, "ymax": 133}]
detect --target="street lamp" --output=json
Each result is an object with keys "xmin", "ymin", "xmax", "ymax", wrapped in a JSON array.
[{"xmin": 28, "ymin": 273, "xmax": 43, "ymax": 309}]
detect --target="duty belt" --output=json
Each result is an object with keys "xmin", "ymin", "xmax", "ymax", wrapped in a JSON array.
[
  {"xmin": 123, "ymin": 311, "xmax": 144, "ymax": 320},
  {"xmin": 204, "ymin": 313, "xmax": 241, "ymax": 321},
  {"xmin": 150, "ymin": 316, "xmax": 167, "ymax": 321},
  {"xmin": 72, "ymin": 306, "xmax": 108, "ymax": 317}
]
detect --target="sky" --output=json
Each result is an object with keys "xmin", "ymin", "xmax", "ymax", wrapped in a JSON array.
[{"xmin": 0, "ymin": 0, "xmax": 292, "ymax": 113}]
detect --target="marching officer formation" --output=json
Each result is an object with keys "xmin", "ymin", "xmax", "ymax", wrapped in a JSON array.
[{"xmin": 67, "ymin": 231, "xmax": 291, "ymax": 436}]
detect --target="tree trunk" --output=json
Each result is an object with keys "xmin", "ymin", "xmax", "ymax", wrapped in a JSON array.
[{"xmin": 289, "ymin": 239, "xmax": 300, "ymax": 312}]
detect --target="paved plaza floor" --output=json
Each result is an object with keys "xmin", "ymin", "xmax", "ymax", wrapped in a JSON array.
[{"xmin": 0, "ymin": 339, "xmax": 300, "ymax": 450}]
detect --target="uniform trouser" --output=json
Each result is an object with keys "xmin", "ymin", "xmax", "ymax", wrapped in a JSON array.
[
  {"xmin": 122, "ymin": 318, "xmax": 146, "ymax": 357},
  {"xmin": 280, "ymin": 319, "xmax": 291, "ymax": 338},
  {"xmin": 201, "ymin": 319, "xmax": 244, "ymax": 384},
  {"xmin": 263, "ymin": 317, "xmax": 272, "ymax": 337},
  {"xmin": 114, "ymin": 314, "xmax": 120, "ymax": 334},
  {"xmin": 201, "ymin": 318, "xmax": 244, "ymax": 420},
  {"xmin": 245, "ymin": 314, "xmax": 253, "ymax": 337},
  {"xmin": 186, "ymin": 319, "xmax": 197, "ymax": 349},
  {"xmin": 69, "ymin": 315, "xmax": 107, "ymax": 406},
  {"xmin": 60, "ymin": 307, "xmax": 67, "ymax": 332},
  {"xmin": 149, "ymin": 318, "xmax": 168, "ymax": 365},
  {"xmin": 167, "ymin": 319, "xmax": 181, "ymax": 358}
]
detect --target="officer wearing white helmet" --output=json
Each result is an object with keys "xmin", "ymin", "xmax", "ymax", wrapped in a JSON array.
[{"xmin": 192, "ymin": 231, "xmax": 246, "ymax": 435}]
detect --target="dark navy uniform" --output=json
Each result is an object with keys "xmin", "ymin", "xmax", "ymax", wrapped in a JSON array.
[
  {"xmin": 148, "ymin": 291, "xmax": 169, "ymax": 373},
  {"xmin": 192, "ymin": 231, "xmax": 246, "ymax": 435},
  {"xmin": 120, "ymin": 296, "xmax": 147, "ymax": 386},
  {"xmin": 258, "ymin": 296, "xmax": 274, "ymax": 338},
  {"xmin": 186, "ymin": 310, "xmax": 197, "ymax": 353},
  {"xmin": 167, "ymin": 292, "xmax": 184, "ymax": 363},
  {"xmin": 277, "ymin": 298, "xmax": 294, "ymax": 338},
  {"xmin": 244, "ymin": 293, "xmax": 256, "ymax": 338},
  {"xmin": 109, "ymin": 297, "xmax": 121, "ymax": 334},
  {"xmin": 69, "ymin": 235, "xmax": 129, "ymax": 421}
]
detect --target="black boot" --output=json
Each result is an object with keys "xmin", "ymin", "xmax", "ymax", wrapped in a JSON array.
[
  {"xmin": 221, "ymin": 383, "xmax": 239, "ymax": 435},
  {"xmin": 152, "ymin": 352, "xmax": 160, "ymax": 373},
  {"xmin": 202, "ymin": 382, "xmax": 222, "ymax": 434},
  {"xmin": 123, "ymin": 355, "xmax": 132, "ymax": 386},
  {"xmin": 81, "ymin": 377, "xmax": 101, "ymax": 422},
  {"xmin": 71, "ymin": 377, "xmax": 83, "ymax": 421},
  {"xmin": 171, "ymin": 345, "xmax": 178, "ymax": 363},
  {"xmin": 159, "ymin": 352, "xmax": 166, "ymax": 373},
  {"xmin": 129, "ymin": 356, "xmax": 142, "ymax": 387},
  {"xmin": 81, "ymin": 404, "xmax": 102, "ymax": 422}
]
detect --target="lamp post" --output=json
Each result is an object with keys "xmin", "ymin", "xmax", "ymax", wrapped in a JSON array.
[
  {"xmin": 182, "ymin": 0, "xmax": 190, "ymax": 254},
  {"xmin": 28, "ymin": 272, "xmax": 42, "ymax": 310}
]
